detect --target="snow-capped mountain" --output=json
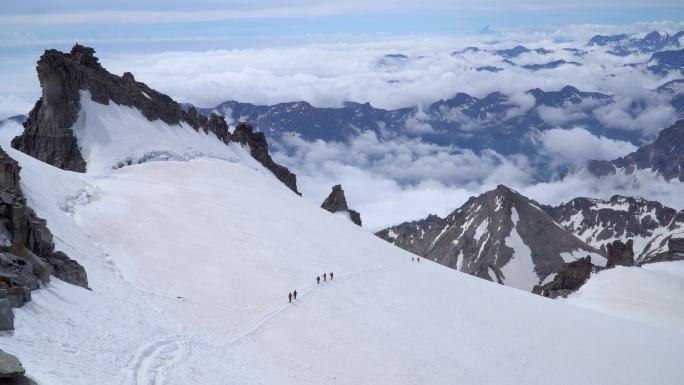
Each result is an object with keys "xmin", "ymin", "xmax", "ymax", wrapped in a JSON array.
[
  {"xmin": 0, "ymin": 43, "xmax": 682, "ymax": 385},
  {"xmin": 543, "ymin": 195, "xmax": 684, "ymax": 262},
  {"xmin": 11, "ymin": 44, "xmax": 299, "ymax": 194},
  {"xmin": 588, "ymin": 119, "xmax": 684, "ymax": 182},
  {"xmin": 376, "ymin": 185, "xmax": 605, "ymax": 291},
  {"xmin": 588, "ymin": 30, "xmax": 684, "ymax": 55}
]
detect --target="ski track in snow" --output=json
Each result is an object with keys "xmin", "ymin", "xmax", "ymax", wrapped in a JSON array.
[{"xmin": 124, "ymin": 261, "xmax": 407, "ymax": 385}]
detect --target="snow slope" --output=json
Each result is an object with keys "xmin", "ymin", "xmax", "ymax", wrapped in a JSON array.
[
  {"xmin": 565, "ymin": 261, "xmax": 684, "ymax": 333},
  {"xmin": 0, "ymin": 119, "xmax": 682, "ymax": 385}
]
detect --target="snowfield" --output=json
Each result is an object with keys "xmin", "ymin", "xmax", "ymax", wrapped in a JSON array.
[{"xmin": 0, "ymin": 113, "xmax": 683, "ymax": 384}]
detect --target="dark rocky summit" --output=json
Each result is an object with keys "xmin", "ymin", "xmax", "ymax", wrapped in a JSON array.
[
  {"xmin": 0, "ymin": 350, "xmax": 36, "ymax": 385},
  {"xmin": 232, "ymin": 122, "xmax": 299, "ymax": 194},
  {"xmin": 12, "ymin": 44, "xmax": 299, "ymax": 194},
  {"xmin": 606, "ymin": 239, "xmax": 635, "ymax": 268},
  {"xmin": 0, "ymin": 146, "xmax": 88, "ymax": 331},
  {"xmin": 588, "ymin": 119, "xmax": 684, "ymax": 182},
  {"xmin": 320, "ymin": 185, "xmax": 362, "ymax": 226},
  {"xmin": 376, "ymin": 185, "xmax": 603, "ymax": 290},
  {"xmin": 532, "ymin": 256, "xmax": 599, "ymax": 298}
]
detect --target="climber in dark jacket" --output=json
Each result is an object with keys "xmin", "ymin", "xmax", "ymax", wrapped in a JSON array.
[
  {"xmin": 330, "ymin": 272, "xmax": 334, "ymax": 280},
  {"xmin": 293, "ymin": 290, "xmax": 297, "ymax": 300},
  {"xmin": 316, "ymin": 276, "xmax": 320, "ymax": 284},
  {"xmin": 288, "ymin": 292, "xmax": 293, "ymax": 303},
  {"xmin": 323, "ymin": 273, "xmax": 327, "ymax": 281}
]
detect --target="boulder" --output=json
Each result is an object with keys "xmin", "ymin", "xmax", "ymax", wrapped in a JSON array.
[
  {"xmin": 606, "ymin": 239, "xmax": 635, "ymax": 267},
  {"xmin": 48, "ymin": 251, "xmax": 89, "ymax": 289},
  {"xmin": 0, "ymin": 350, "xmax": 37, "ymax": 385},
  {"xmin": 0, "ymin": 350, "xmax": 24, "ymax": 378}
]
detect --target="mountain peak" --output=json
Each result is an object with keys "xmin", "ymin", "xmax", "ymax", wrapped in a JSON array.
[
  {"xmin": 377, "ymin": 186, "xmax": 605, "ymax": 291},
  {"xmin": 10, "ymin": 44, "xmax": 300, "ymax": 194}
]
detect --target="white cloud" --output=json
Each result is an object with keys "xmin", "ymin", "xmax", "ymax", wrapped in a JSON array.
[{"xmin": 537, "ymin": 127, "xmax": 638, "ymax": 167}]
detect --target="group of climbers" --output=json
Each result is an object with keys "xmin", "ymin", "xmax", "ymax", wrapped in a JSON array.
[
  {"xmin": 288, "ymin": 271, "xmax": 334, "ymax": 303},
  {"xmin": 411, "ymin": 256, "xmax": 420, "ymax": 262},
  {"xmin": 316, "ymin": 272, "xmax": 333, "ymax": 284}
]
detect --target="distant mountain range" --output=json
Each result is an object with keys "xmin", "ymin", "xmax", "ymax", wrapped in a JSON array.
[
  {"xmin": 588, "ymin": 30, "xmax": 684, "ymax": 56},
  {"xmin": 186, "ymin": 82, "xmax": 683, "ymax": 180}
]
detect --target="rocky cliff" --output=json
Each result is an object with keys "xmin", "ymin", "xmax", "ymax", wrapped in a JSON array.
[
  {"xmin": 12, "ymin": 44, "xmax": 299, "ymax": 194},
  {"xmin": 320, "ymin": 185, "xmax": 362, "ymax": 226},
  {"xmin": 532, "ymin": 256, "xmax": 599, "ymax": 298},
  {"xmin": 0, "ymin": 146, "xmax": 88, "ymax": 331}
]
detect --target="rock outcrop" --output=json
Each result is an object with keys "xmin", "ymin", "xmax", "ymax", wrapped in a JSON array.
[
  {"xmin": 320, "ymin": 185, "xmax": 362, "ymax": 226},
  {"xmin": 12, "ymin": 44, "xmax": 300, "ymax": 194},
  {"xmin": 532, "ymin": 256, "xmax": 599, "ymax": 298},
  {"xmin": 0, "ymin": 146, "xmax": 88, "ymax": 330},
  {"xmin": 0, "ymin": 350, "xmax": 36, "ymax": 385},
  {"xmin": 232, "ymin": 122, "xmax": 299, "ymax": 194},
  {"xmin": 606, "ymin": 239, "xmax": 635, "ymax": 268},
  {"xmin": 639, "ymin": 237, "xmax": 684, "ymax": 265}
]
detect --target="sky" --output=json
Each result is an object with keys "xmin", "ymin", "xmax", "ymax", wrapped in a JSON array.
[{"xmin": 1, "ymin": 1, "xmax": 684, "ymax": 230}]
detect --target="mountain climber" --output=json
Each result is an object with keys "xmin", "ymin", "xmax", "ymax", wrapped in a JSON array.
[
  {"xmin": 412, "ymin": 257, "xmax": 414, "ymax": 262},
  {"xmin": 293, "ymin": 290, "xmax": 297, "ymax": 300},
  {"xmin": 316, "ymin": 276, "xmax": 320, "ymax": 284},
  {"xmin": 323, "ymin": 273, "xmax": 327, "ymax": 281},
  {"xmin": 288, "ymin": 292, "xmax": 293, "ymax": 303},
  {"xmin": 330, "ymin": 272, "xmax": 333, "ymax": 280},
  {"xmin": 417, "ymin": 257, "xmax": 420, "ymax": 262}
]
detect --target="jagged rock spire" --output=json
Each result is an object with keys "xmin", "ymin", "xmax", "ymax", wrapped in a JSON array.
[{"xmin": 321, "ymin": 184, "xmax": 362, "ymax": 226}]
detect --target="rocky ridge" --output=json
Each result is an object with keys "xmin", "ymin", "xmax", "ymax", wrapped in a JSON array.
[
  {"xmin": 320, "ymin": 185, "xmax": 362, "ymax": 226},
  {"xmin": 588, "ymin": 119, "xmax": 684, "ymax": 182},
  {"xmin": 376, "ymin": 185, "xmax": 604, "ymax": 291},
  {"xmin": 11, "ymin": 44, "xmax": 299, "ymax": 194},
  {"xmin": 0, "ymin": 146, "xmax": 88, "ymax": 331},
  {"xmin": 543, "ymin": 195, "xmax": 684, "ymax": 262}
]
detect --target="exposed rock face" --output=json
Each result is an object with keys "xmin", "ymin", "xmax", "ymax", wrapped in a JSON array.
[
  {"xmin": 588, "ymin": 119, "xmax": 684, "ymax": 182},
  {"xmin": 532, "ymin": 256, "xmax": 598, "ymax": 298},
  {"xmin": 606, "ymin": 240, "xmax": 635, "ymax": 268},
  {"xmin": 543, "ymin": 195, "xmax": 684, "ymax": 262},
  {"xmin": 12, "ymin": 44, "xmax": 299, "ymax": 194},
  {"xmin": 639, "ymin": 237, "xmax": 684, "ymax": 265},
  {"xmin": 0, "ymin": 349, "xmax": 36, "ymax": 385},
  {"xmin": 376, "ymin": 185, "xmax": 604, "ymax": 291},
  {"xmin": 320, "ymin": 184, "xmax": 362, "ymax": 226},
  {"xmin": 0, "ymin": 146, "xmax": 88, "ymax": 330}
]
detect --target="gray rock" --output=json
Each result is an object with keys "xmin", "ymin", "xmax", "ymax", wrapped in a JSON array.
[
  {"xmin": 48, "ymin": 251, "xmax": 88, "ymax": 289},
  {"xmin": 0, "ymin": 350, "xmax": 24, "ymax": 378},
  {"xmin": 321, "ymin": 185, "xmax": 362, "ymax": 226},
  {"xmin": 533, "ymin": 256, "xmax": 599, "ymax": 298},
  {"xmin": 606, "ymin": 239, "xmax": 635, "ymax": 268},
  {"xmin": 0, "ymin": 299, "xmax": 13, "ymax": 330},
  {"xmin": 669, "ymin": 237, "xmax": 684, "ymax": 254}
]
